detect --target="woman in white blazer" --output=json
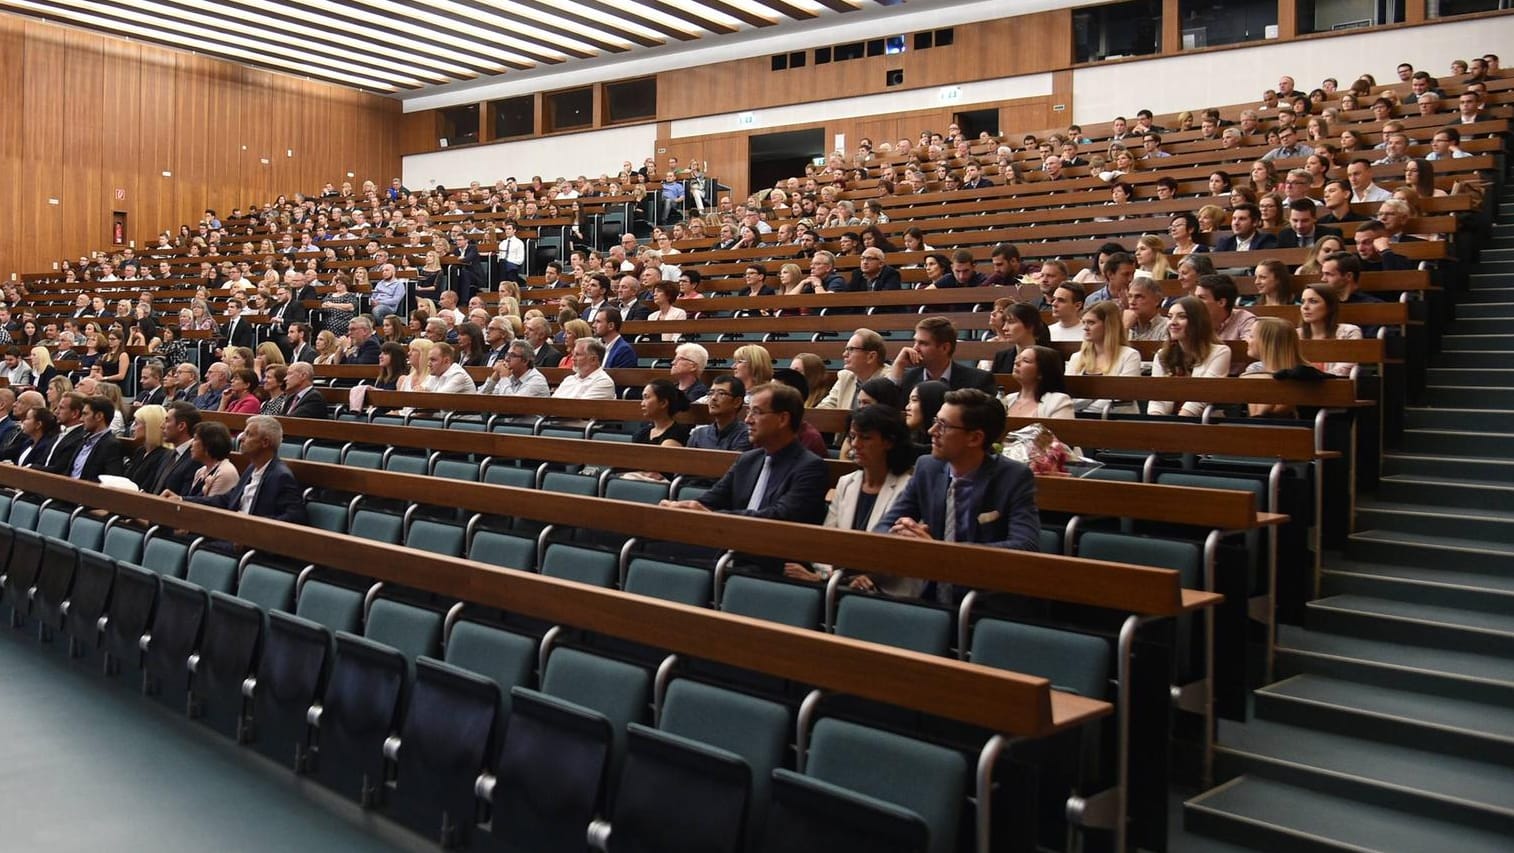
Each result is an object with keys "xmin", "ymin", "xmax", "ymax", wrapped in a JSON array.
[
  {"xmin": 1149, "ymin": 296, "xmax": 1232, "ymax": 416},
  {"xmin": 784, "ymin": 405, "xmax": 923, "ymax": 598},
  {"xmin": 1067, "ymin": 301, "xmax": 1142, "ymax": 415},
  {"xmin": 1002, "ymin": 346, "xmax": 1075, "ymax": 420}
]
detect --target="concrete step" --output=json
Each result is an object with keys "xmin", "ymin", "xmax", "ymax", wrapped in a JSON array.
[
  {"xmin": 1442, "ymin": 334, "xmax": 1514, "ymax": 352},
  {"xmin": 1422, "ymin": 368, "xmax": 1514, "ymax": 389},
  {"xmin": 1186, "ymin": 776, "xmax": 1514, "ymax": 853},
  {"xmin": 1431, "ymin": 350, "xmax": 1514, "ymax": 368},
  {"xmin": 1453, "ymin": 301, "xmax": 1514, "ymax": 318},
  {"xmin": 1319, "ymin": 560, "xmax": 1514, "ymax": 614},
  {"xmin": 1305, "ymin": 593, "xmax": 1514, "ymax": 658},
  {"xmin": 1347, "ymin": 528, "xmax": 1514, "ymax": 573},
  {"xmin": 1399, "ymin": 426, "xmax": 1514, "ymax": 455},
  {"xmin": 1450, "ymin": 316, "xmax": 1514, "ymax": 335},
  {"xmin": 1374, "ymin": 473, "xmax": 1514, "ymax": 510},
  {"xmin": 1401, "ymin": 406, "xmax": 1514, "ymax": 433},
  {"xmin": 1380, "ymin": 452, "xmax": 1514, "ymax": 483},
  {"xmin": 1354, "ymin": 500, "xmax": 1514, "ymax": 544}
]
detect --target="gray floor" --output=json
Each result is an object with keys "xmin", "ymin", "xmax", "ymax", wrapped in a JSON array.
[{"xmin": 0, "ymin": 630, "xmax": 430, "ymax": 853}]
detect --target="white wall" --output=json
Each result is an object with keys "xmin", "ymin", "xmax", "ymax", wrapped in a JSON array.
[
  {"xmin": 402, "ymin": 123, "xmax": 659, "ymax": 190},
  {"xmin": 1072, "ymin": 15, "xmax": 1514, "ymax": 125},
  {"xmin": 670, "ymin": 73, "xmax": 1055, "ymax": 138}
]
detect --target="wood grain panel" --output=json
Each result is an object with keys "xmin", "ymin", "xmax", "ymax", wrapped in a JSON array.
[{"xmin": 0, "ymin": 16, "xmax": 400, "ymax": 281}]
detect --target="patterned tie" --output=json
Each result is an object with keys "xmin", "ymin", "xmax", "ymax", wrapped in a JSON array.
[{"xmin": 937, "ymin": 477, "xmax": 965, "ymax": 604}]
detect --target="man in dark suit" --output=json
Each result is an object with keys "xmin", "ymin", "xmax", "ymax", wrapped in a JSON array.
[
  {"xmin": 959, "ymin": 161, "xmax": 993, "ymax": 191},
  {"xmin": 344, "ymin": 316, "xmax": 381, "ymax": 365},
  {"xmin": 1213, "ymin": 203, "xmax": 1278, "ymax": 253},
  {"xmin": 44, "ymin": 392, "xmax": 89, "ymax": 474},
  {"xmin": 524, "ymin": 316, "xmax": 562, "ymax": 368},
  {"xmin": 63, "ymin": 396, "xmax": 124, "ymax": 483},
  {"xmin": 454, "ymin": 234, "xmax": 485, "ymax": 299},
  {"xmin": 843, "ymin": 248, "xmax": 903, "ymax": 295},
  {"xmin": 264, "ymin": 284, "xmax": 306, "ymax": 356},
  {"xmin": 133, "ymin": 362, "xmax": 168, "ymax": 408},
  {"xmin": 889, "ymin": 316, "xmax": 999, "ymax": 399},
  {"xmin": 288, "ymin": 323, "xmax": 317, "ymax": 364},
  {"xmin": 661, "ymin": 382, "xmax": 827, "ymax": 525},
  {"xmin": 593, "ymin": 308, "xmax": 638, "ymax": 370},
  {"xmin": 0, "ymin": 388, "xmax": 17, "ymax": 450},
  {"xmin": 151, "ymin": 403, "xmax": 203, "ymax": 496},
  {"xmin": 220, "ymin": 299, "xmax": 256, "ymax": 353},
  {"xmin": 1276, "ymin": 200, "xmax": 1343, "ymax": 249},
  {"xmin": 279, "ymin": 363, "xmax": 328, "ymax": 419},
  {"xmin": 614, "ymin": 275, "xmax": 653, "ymax": 322},
  {"xmin": 877, "ymin": 389, "xmax": 1040, "ymax": 601},
  {"xmin": 176, "ymin": 415, "xmax": 307, "ymax": 525}
]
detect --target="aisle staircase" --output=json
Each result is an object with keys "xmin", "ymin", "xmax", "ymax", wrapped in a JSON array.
[{"xmin": 1183, "ymin": 188, "xmax": 1514, "ymax": 850}]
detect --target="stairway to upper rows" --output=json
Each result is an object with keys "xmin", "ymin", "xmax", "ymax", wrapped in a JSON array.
[{"xmin": 1183, "ymin": 176, "xmax": 1514, "ymax": 852}]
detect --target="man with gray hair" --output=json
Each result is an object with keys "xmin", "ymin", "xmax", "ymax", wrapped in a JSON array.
[
  {"xmin": 176, "ymin": 414, "xmax": 307, "ymax": 524},
  {"xmin": 194, "ymin": 362, "xmax": 231, "ymax": 410},
  {"xmin": 344, "ymin": 316, "xmax": 380, "ymax": 364},
  {"xmin": 552, "ymin": 337, "xmax": 615, "ymax": 399},
  {"xmin": 1125, "ymin": 278, "xmax": 1170, "ymax": 341},
  {"xmin": 280, "ymin": 362, "xmax": 327, "ymax": 418},
  {"xmin": 669, "ymin": 342, "xmax": 709, "ymax": 402},
  {"xmin": 479, "ymin": 340, "xmax": 549, "ymax": 397},
  {"xmin": 482, "ymin": 317, "xmax": 514, "ymax": 367}
]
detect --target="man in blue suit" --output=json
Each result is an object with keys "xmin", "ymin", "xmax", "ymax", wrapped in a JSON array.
[
  {"xmin": 592, "ymin": 308, "xmax": 638, "ymax": 370},
  {"xmin": 877, "ymin": 389, "xmax": 1039, "ymax": 600},
  {"xmin": 173, "ymin": 415, "xmax": 307, "ymax": 525},
  {"xmin": 1213, "ymin": 203, "xmax": 1278, "ymax": 253}
]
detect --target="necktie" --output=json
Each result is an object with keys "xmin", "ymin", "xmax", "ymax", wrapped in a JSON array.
[
  {"xmin": 936, "ymin": 477, "xmax": 966, "ymax": 604},
  {"xmin": 745, "ymin": 456, "xmax": 773, "ymax": 512}
]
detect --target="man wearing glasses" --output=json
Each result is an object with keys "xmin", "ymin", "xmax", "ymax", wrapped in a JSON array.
[
  {"xmin": 669, "ymin": 343, "xmax": 710, "ymax": 403},
  {"xmin": 479, "ymin": 340, "xmax": 549, "ymax": 397},
  {"xmin": 877, "ymin": 389, "xmax": 1040, "ymax": 602},
  {"xmin": 685, "ymin": 376, "xmax": 750, "ymax": 451},
  {"xmin": 662, "ymin": 382, "xmax": 825, "ymax": 525},
  {"xmin": 819, "ymin": 329, "xmax": 887, "ymax": 410}
]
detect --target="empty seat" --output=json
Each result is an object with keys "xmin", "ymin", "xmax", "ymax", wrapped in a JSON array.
[
  {"xmin": 190, "ymin": 592, "xmax": 264, "ymax": 740},
  {"xmin": 142, "ymin": 576, "xmax": 209, "ymax": 709},
  {"xmin": 1, "ymin": 529, "xmax": 45, "ymax": 627},
  {"xmin": 602, "ymin": 478, "xmax": 669, "ymax": 505},
  {"xmin": 304, "ymin": 443, "xmax": 344, "ymax": 465},
  {"xmin": 468, "ymin": 529, "xmax": 538, "ymax": 572},
  {"xmin": 541, "ymin": 470, "xmax": 598, "ymax": 497},
  {"xmin": 623, "ymin": 558, "xmax": 710, "ymax": 607},
  {"xmin": 350, "ymin": 510, "xmax": 404, "ymax": 546},
  {"xmin": 101, "ymin": 525, "xmax": 145, "ymax": 566},
  {"xmin": 365, "ymin": 598, "xmax": 443, "ymax": 662},
  {"xmin": 136, "ymin": 534, "xmax": 191, "ymax": 578},
  {"xmin": 970, "ymin": 619, "xmax": 1111, "ymax": 700},
  {"xmin": 767, "ymin": 718, "xmax": 967, "ymax": 853},
  {"xmin": 385, "ymin": 453, "xmax": 430, "ymax": 476},
  {"xmin": 607, "ymin": 680, "xmax": 790, "ymax": 853},
  {"xmin": 406, "ymin": 519, "xmax": 466, "ymax": 558},
  {"xmin": 834, "ymin": 594, "xmax": 953, "ymax": 656},
  {"xmin": 295, "ymin": 580, "xmax": 366, "ymax": 635},
  {"xmin": 482, "ymin": 463, "xmax": 539, "ymax": 490},
  {"xmin": 102, "ymin": 563, "xmax": 158, "ymax": 677},
  {"xmin": 304, "ymin": 500, "xmax": 351, "ymax": 535},
  {"xmin": 237, "ymin": 563, "xmax": 298, "ymax": 613},
  {"xmin": 66, "ymin": 514, "xmax": 107, "ymax": 552},
  {"xmin": 63, "ymin": 549, "xmax": 115, "ymax": 660},
  {"xmin": 720, "ymin": 575, "xmax": 822, "ymax": 630},
  {"xmin": 541, "ymin": 544, "xmax": 619, "ymax": 588},
  {"xmin": 248, "ymin": 611, "xmax": 333, "ymax": 770},
  {"xmin": 35, "ymin": 504, "xmax": 72, "ymax": 541},
  {"xmin": 432, "ymin": 458, "xmax": 481, "ymax": 482},
  {"xmin": 30, "ymin": 537, "xmax": 78, "ymax": 641},
  {"xmin": 342, "ymin": 447, "xmax": 385, "ymax": 470},
  {"xmin": 313, "ymin": 632, "xmax": 408, "ymax": 804},
  {"xmin": 388, "ymin": 659, "xmax": 500, "ymax": 846},
  {"xmin": 185, "ymin": 547, "xmax": 240, "ymax": 595}
]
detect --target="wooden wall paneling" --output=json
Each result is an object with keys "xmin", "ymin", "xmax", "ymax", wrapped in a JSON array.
[
  {"xmin": 400, "ymin": 109, "xmax": 440, "ymax": 156},
  {"xmin": 101, "ymin": 36, "xmax": 143, "ymax": 251},
  {"xmin": 0, "ymin": 18, "xmax": 27, "ymax": 277},
  {"xmin": 22, "ymin": 24, "xmax": 67, "ymax": 270},
  {"xmin": 136, "ymin": 50, "xmax": 177, "ymax": 251}
]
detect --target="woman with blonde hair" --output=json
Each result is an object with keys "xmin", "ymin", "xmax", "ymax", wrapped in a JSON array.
[
  {"xmin": 254, "ymin": 341, "xmax": 286, "ymax": 377},
  {"xmin": 126, "ymin": 404, "xmax": 171, "ymax": 491},
  {"xmin": 1134, "ymin": 234, "xmax": 1173, "ymax": 280},
  {"xmin": 96, "ymin": 381, "xmax": 129, "ymax": 434},
  {"xmin": 1196, "ymin": 204, "xmax": 1227, "ymax": 235},
  {"xmin": 314, "ymin": 329, "xmax": 342, "ymax": 365},
  {"xmin": 1067, "ymin": 300, "xmax": 1141, "ymax": 414},
  {"xmin": 558, "ymin": 319, "xmax": 593, "ymax": 369},
  {"xmin": 1296, "ymin": 235, "xmax": 1345, "ymax": 276},
  {"xmin": 732, "ymin": 344, "xmax": 774, "ymax": 391},
  {"xmin": 398, "ymin": 338, "xmax": 434, "ymax": 391},
  {"xmin": 1149, "ymin": 296, "xmax": 1230, "ymax": 417},
  {"xmin": 28, "ymin": 346, "xmax": 58, "ymax": 392},
  {"xmin": 46, "ymin": 374, "xmax": 73, "ymax": 407},
  {"xmin": 1243, "ymin": 317, "xmax": 1315, "ymax": 417}
]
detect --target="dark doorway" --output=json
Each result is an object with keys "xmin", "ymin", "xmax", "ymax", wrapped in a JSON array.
[
  {"xmin": 954, "ymin": 109, "xmax": 1000, "ymax": 141},
  {"xmin": 749, "ymin": 128, "xmax": 825, "ymax": 196}
]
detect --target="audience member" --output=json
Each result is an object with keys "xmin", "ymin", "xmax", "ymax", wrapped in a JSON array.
[
  {"xmin": 889, "ymin": 316, "xmax": 998, "ymax": 396},
  {"xmin": 686, "ymin": 375, "xmax": 751, "ymax": 451},
  {"xmin": 1149, "ymin": 296, "xmax": 1231, "ymax": 416},
  {"xmin": 553, "ymin": 337, "xmax": 616, "ymax": 399},
  {"xmin": 479, "ymin": 340, "xmax": 550, "ymax": 397},
  {"xmin": 176, "ymin": 415, "xmax": 306, "ymax": 523}
]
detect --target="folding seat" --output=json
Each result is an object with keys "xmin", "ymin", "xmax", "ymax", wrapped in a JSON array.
[
  {"xmin": 350, "ymin": 509, "xmax": 405, "ymax": 546},
  {"xmin": 141, "ymin": 576, "xmax": 209, "ymax": 708},
  {"xmin": 541, "ymin": 543, "xmax": 619, "ymax": 588},
  {"xmin": 1076, "ymin": 531, "xmax": 1202, "ymax": 678},
  {"xmin": 294, "ymin": 579, "xmax": 367, "ymax": 636},
  {"xmin": 310, "ymin": 599, "xmax": 443, "ymax": 803},
  {"xmin": 304, "ymin": 497, "xmax": 352, "ymax": 535},
  {"xmin": 236, "ymin": 561, "xmax": 301, "ymax": 613},
  {"xmin": 1, "ymin": 528, "xmax": 45, "ymax": 628},
  {"xmin": 102, "ymin": 563, "xmax": 157, "ymax": 678},
  {"xmin": 468, "ymin": 529, "xmax": 538, "ymax": 572},
  {"xmin": 32, "ymin": 536, "xmax": 80, "ymax": 643},
  {"xmin": 833, "ymin": 593, "xmax": 953, "ymax": 656},
  {"xmin": 541, "ymin": 470, "xmax": 599, "ymax": 498},
  {"xmin": 481, "ymin": 647, "xmax": 651, "ymax": 853},
  {"xmin": 431, "ymin": 457, "xmax": 481, "ymax": 483},
  {"xmin": 248, "ymin": 610, "xmax": 333, "ymax": 770},
  {"xmin": 66, "ymin": 513, "xmax": 107, "ymax": 552},
  {"xmin": 481, "ymin": 462, "xmax": 540, "ymax": 490},
  {"xmin": 605, "ymin": 680, "xmax": 790, "ymax": 853},
  {"xmin": 384, "ymin": 451, "xmax": 430, "ymax": 476},
  {"xmin": 406, "ymin": 518, "xmax": 466, "ymax": 559},
  {"xmin": 136, "ymin": 532, "xmax": 191, "ymax": 579},
  {"xmin": 387, "ymin": 619, "xmax": 538, "ymax": 845},
  {"xmin": 761, "ymin": 718, "xmax": 967, "ymax": 853},
  {"xmin": 341, "ymin": 447, "xmax": 385, "ymax": 470},
  {"xmin": 278, "ymin": 440, "xmax": 305, "ymax": 461},
  {"xmin": 602, "ymin": 477, "xmax": 670, "ymax": 506},
  {"xmin": 184, "ymin": 546, "xmax": 242, "ymax": 595},
  {"xmin": 969, "ymin": 619, "xmax": 1111, "ymax": 700},
  {"xmin": 189, "ymin": 592, "xmax": 264, "ymax": 740},
  {"xmin": 303, "ymin": 443, "xmax": 344, "ymax": 465},
  {"xmin": 720, "ymin": 575, "xmax": 823, "ymax": 630},
  {"xmin": 622, "ymin": 558, "xmax": 710, "ymax": 608},
  {"xmin": 63, "ymin": 548, "xmax": 115, "ymax": 660},
  {"xmin": 34, "ymin": 503, "xmax": 72, "ymax": 541}
]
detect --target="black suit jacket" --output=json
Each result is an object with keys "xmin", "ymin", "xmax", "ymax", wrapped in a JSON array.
[
  {"xmin": 349, "ymin": 337, "xmax": 381, "ymax": 365},
  {"xmin": 844, "ymin": 265, "xmax": 903, "ymax": 294},
  {"xmin": 135, "ymin": 386, "xmax": 167, "ymax": 407},
  {"xmin": 533, "ymin": 343, "xmax": 563, "ymax": 368},
  {"xmin": 43, "ymin": 426, "xmax": 87, "ymax": 475},
  {"xmin": 1276, "ymin": 224, "xmax": 1343, "ymax": 249},
  {"xmin": 619, "ymin": 301, "xmax": 653, "ymax": 323},
  {"xmin": 222, "ymin": 318, "xmax": 256, "ymax": 349},
  {"xmin": 19, "ymin": 432, "xmax": 59, "ymax": 469},
  {"xmin": 290, "ymin": 343, "xmax": 317, "ymax": 364},
  {"xmin": 457, "ymin": 245, "xmax": 484, "ymax": 291},
  {"xmin": 267, "ymin": 297, "xmax": 306, "ymax": 332},
  {"xmin": 899, "ymin": 361, "xmax": 999, "ymax": 399},
  {"xmin": 697, "ymin": 439, "xmax": 828, "ymax": 525},
  {"xmin": 153, "ymin": 446, "xmax": 201, "ymax": 496},
  {"xmin": 126, "ymin": 446, "xmax": 170, "ymax": 493},
  {"xmin": 1214, "ymin": 231, "xmax": 1280, "ymax": 252},
  {"xmin": 875, "ymin": 453, "xmax": 1041, "ymax": 552},
  {"xmin": 282, "ymin": 388, "xmax": 329, "ymax": 419},
  {"xmin": 186, "ymin": 457, "xmax": 308, "ymax": 524},
  {"xmin": 63, "ymin": 429, "xmax": 125, "ymax": 482}
]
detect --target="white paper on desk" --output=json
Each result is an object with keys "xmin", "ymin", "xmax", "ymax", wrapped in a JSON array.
[{"xmin": 97, "ymin": 475, "xmax": 140, "ymax": 492}]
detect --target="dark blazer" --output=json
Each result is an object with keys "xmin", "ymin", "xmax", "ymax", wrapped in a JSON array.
[
  {"xmin": 152, "ymin": 446, "xmax": 201, "ymax": 495},
  {"xmin": 697, "ymin": 439, "xmax": 828, "ymax": 525},
  {"xmin": 0, "ymin": 416, "xmax": 17, "ymax": 449},
  {"xmin": 619, "ymin": 300, "xmax": 653, "ymax": 323},
  {"xmin": 43, "ymin": 426, "xmax": 87, "ymax": 475},
  {"xmin": 349, "ymin": 337, "xmax": 381, "ymax": 365},
  {"xmin": 281, "ymin": 388, "xmax": 329, "ymax": 419},
  {"xmin": 875, "ymin": 453, "xmax": 1041, "ymax": 552},
  {"xmin": 19, "ymin": 432, "xmax": 59, "ymax": 469},
  {"xmin": 63, "ymin": 429, "xmax": 125, "ymax": 482},
  {"xmin": 1319, "ymin": 210, "xmax": 1367, "ymax": 226},
  {"xmin": 290, "ymin": 343, "xmax": 317, "ymax": 364},
  {"xmin": 134, "ymin": 386, "xmax": 167, "ymax": 407},
  {"xmin": 844, "ymin": 265, "xmax": 903, "ymax": 294},
  {"xmin": 898, "ymin": 361, "xmax": 999, "ymax": 399},
  {"xmin": 533, "ymin": 343, "xmax": 563, "ymax": 368},
  {"xmin": 222, "ymin": 317, "xmax": 256, "ymax": 349},
  {"xmin": 603, "ymin": 336, "xmax": 638, "ymax": 370},
  {"xmin": 267, "ymin": 297, "xmax": 306, "ymax": 332},
  {"xmin": 990, "ymin": 345, "xmax": 1020, "ymax": 376},
  {"xmin": 186, "ymin": 457, "xmax": 308, "ymax": 525},
  {"xmin": 456, "ymin": 244, "xmax": 485, "ymax": 293},
  {"xmin": 1213, "ymin": 231, "xmax": 1280, "ymax": 252},
  {"xmin": 1276, "ymin": 224, "xmax": 1343, "ymax": 249},
  {"xmin": 126, "ymin": 446, "xmax": 170, "ymax": 493}
]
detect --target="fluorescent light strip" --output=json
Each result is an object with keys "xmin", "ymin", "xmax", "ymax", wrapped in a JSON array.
[
  {"xmin": 1, "ymin": 0, "xmax": 401, "ymax": 90},
  {"xmin": 169, "ymin": 0, "xmax": 473, "ymax": 82},
  {"xmin": 423, "ymin": 0, "xmax": 602, "ymax": 56},
  {"xmin": 539, "ymin": 0, "xmax": 668, "ymax": 43},
  {"xmin": 478, "ymin": 0, "xmax": 636, "ymax": 49},
  {"xmin": 272, "ymin": 0, "xmax": 514, "ymax": 73},
  {"xmin": 612, "ymin": 0, "xmax": 704, "ymax": 36},
  {"xmin": 347, "ymin": 0, "xmax": 561, "ymax": 64},
  {"xmin": 90, "ymin": 0, "xmax": 430, "ymax": 87}
]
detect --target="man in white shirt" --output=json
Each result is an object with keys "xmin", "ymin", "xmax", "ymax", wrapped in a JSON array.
[
  {"xmin": 498, "ymin": 220, "xmax": 526, "ymax": 285},
  {"xmin": 552, "ymin": 338, "xmax": 616, "ymax": 400},
  {"xmin": 1346, "ymin": 159, "xmax": 1392, "ymax": 203},
  {"xmin": 1427, "ymin": 127, "xmax": 1471, "ymax": 160},
  {"xmin": 479, "ymin": 340, "xmax": 549, "ymax": 397},
  {"xmin": 423, "ymin": 343, "xmax": 477, "ymax": 395}
]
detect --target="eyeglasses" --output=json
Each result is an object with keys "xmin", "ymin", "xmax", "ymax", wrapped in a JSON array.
[
  {"xmin": 930, "ymin": 418, "xmax": 968, "ymax": 433},
  {"xmin": 747, "ymin": 407, "xmax": 775, "ymax": 418}
]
